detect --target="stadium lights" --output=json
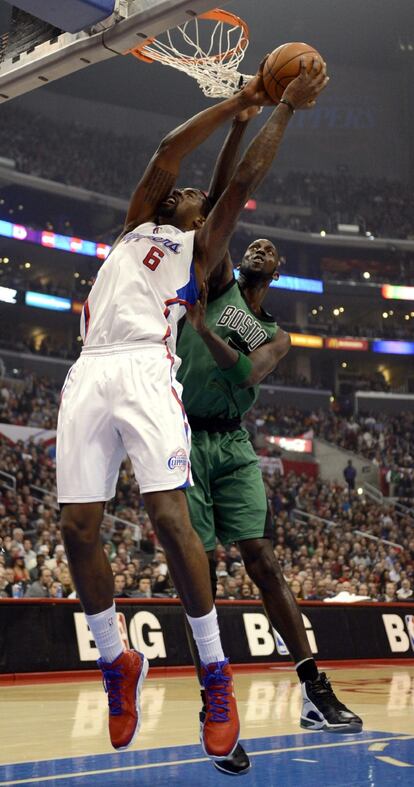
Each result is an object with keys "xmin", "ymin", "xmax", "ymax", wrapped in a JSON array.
[
  {"xmin": 0, "ymin": 218, "xmax": 111, "ymax": 260},
  {"xmin": 25, "ymin": 291, "xmax": 72, "ymax": 312},
  {"xmin": 372, "ymin": 340, "xmax": 414, "ymax": 355},
  {"xmin": 234, "ymin": 270, "xmax": 323, "ymax": 294},
  {"xmin": 382, "ymin": 284, "xmax": 414, "ymax": 301}
]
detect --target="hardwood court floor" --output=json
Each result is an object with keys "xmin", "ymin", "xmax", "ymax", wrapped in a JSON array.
[{"xmin": 0, "ymin": 663, "xmax": 413, "ymax": 786}]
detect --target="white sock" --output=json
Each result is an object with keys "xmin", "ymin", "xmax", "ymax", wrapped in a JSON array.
[
  {"xmin": 85, "ymin": 603, "xmax": 124, "ymax": 664},
  {"xmin": 186, "ymin": 606, "xmax": 225, "ymax": 665}
]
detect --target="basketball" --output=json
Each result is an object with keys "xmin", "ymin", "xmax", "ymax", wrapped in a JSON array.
[{"xmin": 262, "ymin": 42, "xmax": 323, "ymax": 104}]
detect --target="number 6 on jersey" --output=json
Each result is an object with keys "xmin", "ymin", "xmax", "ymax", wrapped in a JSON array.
[{"xmin": 143, "ymin": 245, "xmax": 165, "ymax": 271}]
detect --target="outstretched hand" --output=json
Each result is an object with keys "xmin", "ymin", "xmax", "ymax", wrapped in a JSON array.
[{"xmin": 282, "ymin": 58, "xmax": 329, "ymax": 110}]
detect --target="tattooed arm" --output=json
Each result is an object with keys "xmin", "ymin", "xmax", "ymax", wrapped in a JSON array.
[{"xmin": 123, "ymin": 67, "xmax": 273, "ymax": 230}]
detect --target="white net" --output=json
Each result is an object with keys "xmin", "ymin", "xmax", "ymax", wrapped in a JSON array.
[{"xmin": 129, "ymin": 9, "xmax": 253, "ymax": 98}]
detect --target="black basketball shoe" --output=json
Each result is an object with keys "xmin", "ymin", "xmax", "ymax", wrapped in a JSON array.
[
  {"xmin": 300, "ymin": 672, "xmax": 363, "ymax": 734},
  {"xmin": 199, "ymin": 691, "xmax": 251, "ymax": 775},
  {"xmin": 213, "ymin": 742, "xmax": 251, "ymax": 776}
]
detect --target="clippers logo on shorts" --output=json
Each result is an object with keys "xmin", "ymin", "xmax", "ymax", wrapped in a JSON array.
[
  {"xmin": 216, "ymin": 305, "xmax": 267, "ymax": 351},
  {"xmin": 167, "ymin": 448, "xmax": 188, "ymax": 472}
]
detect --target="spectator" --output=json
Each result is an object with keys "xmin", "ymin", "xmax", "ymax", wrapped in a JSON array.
[
  {"xmin": 12, "ymin": 555, "xmax": 29, "ymax": 584},
  {"xmin": 23, "ymin": 537, "xmax": 37, "ymax": 571},
  {"xmin": 397, "ymin": 579, "xmax": 413, "ymax": 600},
  {"xmin": 133, "ymin": 577, "xmax": 152, "ymax": 598},
  {"xmin": 0, "ymin": 566, "xmax": 12, "ymax": 597},
  {"xmin": 113, "ymin": 573, "xmax": 127, "ymax": 598},
  {"xmin": 25, "ymin": 566, "xmax": 53, "ymax": 597},
  {"xmin": 380, "ymin": 581, "xmax": 398, "ymax": 603},
  {"xmin": 216, "ymin": 582, "xmax": 226, "ymax": 599},
  {"xmin": 290, "ymin": 578, "xmax": 303, "ymax": 599},
  {"xmin": 240, "ymin": 583, "xmax": 253, "ymax": 599},
  {"xmin": 343, "ymin": 460, "xmax": 357, "ymax": 491},
  {"xmin": 29, "ymin": 554, "xmax": 46, "ymax": 582},
  {"xmin": 49, "ymin": 581, "xmax": 63, "ymax": 598}
]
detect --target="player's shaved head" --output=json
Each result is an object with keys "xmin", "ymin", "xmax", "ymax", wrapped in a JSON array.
[{"xmin": 239, "ymin": 238, "xmax": 281, "ymax": 286}]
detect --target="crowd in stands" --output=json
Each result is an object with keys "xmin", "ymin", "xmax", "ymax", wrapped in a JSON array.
[
  {"xmin": 250, "ymin": 404, "xmax": 414, "ymax": 503},
  {"xmin": 1, "ymin": 432, "xmax": 413, "ymax": 602},
  {"xmin": 2, "ymin": 373, "xmax": 414, "ymax": 492},
  {"xmin": 1, "ymin": 106, "xmax": 414, "ymax": 240},
  {"xmin": 0, "ymin": 375, "xmax": 59, "ymax": 428},
  {"xmin": 1, "ymin": 373, "xmax": 413, "ymax": 602}
]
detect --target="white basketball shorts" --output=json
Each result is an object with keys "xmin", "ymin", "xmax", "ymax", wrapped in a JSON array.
[{"xmin": 56, "ymin": 342, "xmax": 193, "ymax": 502}]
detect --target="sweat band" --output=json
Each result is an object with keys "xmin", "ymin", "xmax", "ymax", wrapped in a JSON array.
[{"xmin": 220, "ymin": 352, "xmax": 253, "ymax": 384}]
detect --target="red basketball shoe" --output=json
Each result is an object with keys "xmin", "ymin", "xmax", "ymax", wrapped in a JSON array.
[
  {"xmin": 98, "ymin": 649, "xmax": 149, "ymax": 751},
  {"xmin": 200, "ymin": 658, "xmax": 240, "ymax": 759}
]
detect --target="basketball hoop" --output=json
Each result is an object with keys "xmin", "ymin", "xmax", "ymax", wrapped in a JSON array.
[{"xmin": 127, "ymin": 8, "xmax": 252, "ymax": 98}]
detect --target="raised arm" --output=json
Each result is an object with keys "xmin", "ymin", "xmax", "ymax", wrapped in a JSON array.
[
  {"xmin": 194, "ymin": 59, "xmax": 329, "ymax": 280},
  {"xmin": 208, "ymin": 112, "xmax": 253, "ymax": 206},
  {"xmin": 124, "ymin": 79, "xmax": 269, "ymax": 231},
  {"xmin": 207, "ymin": 109, "xmax": 258, "ymax": 293}
]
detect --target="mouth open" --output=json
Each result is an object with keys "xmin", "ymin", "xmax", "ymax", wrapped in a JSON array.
[{"xmin": 159, "ymin": 194, "xmax": 179, "ymax": 211}]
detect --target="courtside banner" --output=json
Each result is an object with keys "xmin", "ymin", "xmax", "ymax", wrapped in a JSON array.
[{"xmin": 0, "ymin": 599, "xmax": 414, "ymax": 673}]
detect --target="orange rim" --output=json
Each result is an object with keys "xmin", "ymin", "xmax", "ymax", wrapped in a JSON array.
[{"xmin": 128, "ymin": 7, "xmax": 249, "ymax": 64}]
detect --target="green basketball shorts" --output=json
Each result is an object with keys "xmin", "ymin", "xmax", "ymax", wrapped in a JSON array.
[{"xmin": 186, "ymin": 428, "xmax": 274, "ymax": 551}]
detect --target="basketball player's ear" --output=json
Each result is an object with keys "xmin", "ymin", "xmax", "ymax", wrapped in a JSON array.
[
  {"xmin": 193, "ymin": 216, "xmax": 206, "ymax": 229},
  {"xmin": 273, "ymin": 256, "xmax": 283, "ymax": 280}
]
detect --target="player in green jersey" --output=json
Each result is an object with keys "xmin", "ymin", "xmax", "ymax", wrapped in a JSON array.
[{"xmin": 176, "ymin": 110, "xmax": 363, "ymax": 775}]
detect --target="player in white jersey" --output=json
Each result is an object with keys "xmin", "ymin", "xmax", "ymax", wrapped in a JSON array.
[{"xmin": 56, "ymin": 58, "xmax": 328, "ymax": 756}]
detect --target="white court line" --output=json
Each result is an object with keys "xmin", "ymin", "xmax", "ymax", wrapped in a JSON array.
[
  {"xmin": 0, "ymin": 735, "xmax": 413, "ymax": 786},
  {"xmin": 292, "ymin": 758, "xmax": 318, "ymax": 763}
]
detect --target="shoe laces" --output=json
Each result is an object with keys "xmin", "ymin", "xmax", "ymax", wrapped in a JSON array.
[
  {"xmin": 101, "ymin": 664, "xmax": 124, "ymax": 716},
  {"xmin": 311, "ymin": 673, "xmax": 347, "ymax": 711},
  {"xmin": 203, "ymin": 666, "xmax": 231, "ymax": 723}
]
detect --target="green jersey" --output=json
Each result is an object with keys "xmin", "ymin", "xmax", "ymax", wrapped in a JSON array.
[{"xmin": 177, "ymin": 278, "xmax": 277, "ymax": 420}]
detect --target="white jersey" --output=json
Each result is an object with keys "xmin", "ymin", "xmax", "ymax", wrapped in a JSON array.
[{"xmin": 80, "ymin": 222, "xmax": 198, "ymax": 353}]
